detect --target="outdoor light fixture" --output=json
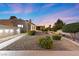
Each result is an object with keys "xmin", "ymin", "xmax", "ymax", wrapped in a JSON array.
[
  {"xmin": 10, "ymin": 29, "xmax": 14, "ymax": 33},
  {"xmin": 5, "ymin": 29, "xmax": 9, "ymax": 33},
  {"xmin": 0, "ymin": 30, "xmax": 3, "ymax": 33}
]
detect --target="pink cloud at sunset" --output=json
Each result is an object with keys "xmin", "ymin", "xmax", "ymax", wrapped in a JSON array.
[{"xmin": 0, "ymin": 3, "xmax": 79, "ymax": 27}]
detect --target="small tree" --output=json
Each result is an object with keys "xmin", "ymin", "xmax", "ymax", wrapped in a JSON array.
[
  {"xmin": 62, "ymin": 22, "xmax": 79, "ymax": 41},
  {"xmin": 52, "ymin": 19, "xmax": 65, "ymax": 31}
]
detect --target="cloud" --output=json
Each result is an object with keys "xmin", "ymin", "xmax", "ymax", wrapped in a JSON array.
[
  {"xmin": 0, "ymin": 3, "xmax": 33, "ymax": 14},
  {"xmin": 0, "ymin": 4, "xmax": 22, "ymax": 14},
  {"xmin": 36, "ymin": 16, "xmax": 79, "ymax": 27},
  {"xmin": 0, "ymin": 10, "xmax": 21, "ymax": 14},
  {"xmin": 75, "ymin": 3, "xmax": 79, "ymax": 8},
  {"xmin": 24, "ymin": 4, "xmax": 33, "ymax": 14},
  {"xmin": 42, "ymin": 3, "xmax": 55, "ymax": 8},
  {"xmin": 35, "ymin": 7, "xmax": 79, "ymax": 27},
  {"xmin": 0, "ymin": 3, "xmax": 55, "ymax": 14},
  {"xmin": 0, "ymin": 4, "xmax": 5, "ymax": 7}
]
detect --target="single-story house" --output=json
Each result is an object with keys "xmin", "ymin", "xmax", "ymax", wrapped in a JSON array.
[{"xmin": 0, "ymin": 16, "xmax": 36, "ymax": 33}]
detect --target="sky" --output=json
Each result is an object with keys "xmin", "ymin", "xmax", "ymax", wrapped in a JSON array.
[{"xmin": 0, "ymin": 3, "xmax": 79, "ymax": 27}]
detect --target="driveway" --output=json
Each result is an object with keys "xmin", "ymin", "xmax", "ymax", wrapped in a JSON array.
[{"xmin": 0, "ymin": 34, "xmax": 26, "ymax": 49}]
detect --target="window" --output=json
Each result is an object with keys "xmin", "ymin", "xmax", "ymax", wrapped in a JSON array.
[{"xmin": 17, "ymin": 25, "xmax": 23, "ymax": 28}]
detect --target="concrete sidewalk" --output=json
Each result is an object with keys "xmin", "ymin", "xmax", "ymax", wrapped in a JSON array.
[
  {"xmin": 0, "ymin": 34, "xmax": 26, "ymax": 49},
  {"xmin": 0, "ymin": 51, "xmax": 79, "ymax": 56}
]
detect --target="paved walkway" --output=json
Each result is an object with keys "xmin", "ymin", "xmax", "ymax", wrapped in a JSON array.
[{"xmin": 1, "ymin": 32, "xmax": 79, "ymax": 51}]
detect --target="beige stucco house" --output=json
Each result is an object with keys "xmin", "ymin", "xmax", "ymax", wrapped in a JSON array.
[{"xmin": 0, "ymin": 16, "xmax": 36, "ymax": 34}]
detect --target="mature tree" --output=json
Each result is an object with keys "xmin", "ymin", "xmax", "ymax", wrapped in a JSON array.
[
  {"xmin": 52, "ymin": 19, "xmax": 65, "ymax": 31},
  {"xmin": 62, "ymin": 22, "xmax": 79, "ymax": 41},
  {"xmin": 10, "ymin": 16, "xmax": 17, "ymax": 19}
]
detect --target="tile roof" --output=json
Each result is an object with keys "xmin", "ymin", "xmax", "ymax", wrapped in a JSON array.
[{"xmin": 0, "ymin": 25, "xmax": 17, "ymax": 29}]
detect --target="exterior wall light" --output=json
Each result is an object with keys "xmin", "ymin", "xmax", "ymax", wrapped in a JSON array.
[
  {"xmin": 0, "ymin": 30, "xmax": 3, "ymax": 33},
  {"xmin": 10, "ymin": 29, "xmax": 14, "ymax": 33},
  {"xmin": 5, "ymin": 29, "xmax": 9, "ymax": 33}
]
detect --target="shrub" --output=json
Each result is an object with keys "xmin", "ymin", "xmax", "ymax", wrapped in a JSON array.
[
  {"xmin": 62, "ymin": 23, "xmax": 79, "ymax": 33},
  {"xmin": 28, "ymin": 30, "xmax": 36, "ymax": 35},
  {"xmin": 52, "ymin": 35, "xmax": 61, "ymax": 40},
  {"xmin": 21, "ymin": 30, "xmax": 26, "ymax": 33},
  {"xmin": 42, "ymin": 29, "xmax": 48, "ymax": 34},
  {"xmin": 38, "ymin": 36, "xmax": 53, "ymax": 49}
]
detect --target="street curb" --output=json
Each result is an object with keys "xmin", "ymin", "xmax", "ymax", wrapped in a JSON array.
[
  {"xmin": 0, "ymin": 51, "xmax": 79, "ymax": 56},
  {"xmin": 63, "ymin": 37, "xmax": 79, "ymax": 47}
]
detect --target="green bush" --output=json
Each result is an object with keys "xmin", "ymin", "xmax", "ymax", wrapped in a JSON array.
[
  {"xmin": 21, "ymin": 30, "xmax": 26, "ymax": 33},
  {"xmin": 42, "ymin": 29, "xmax": 48, "ymax": 34},
  {"xmin": 52, "ymin": 35, "xmax": 61, "ymax": 40},
  {"xmin": 38, "ymin": 36, "xmax": 53, "ymax": 49},
  {"xmin": 62, "ymin": 22, "xmax": 79, "ymax": 41},
  {"xmin": 28, "ymin": 31, "xmax": 36, "ymax": 35},
  {"xmin": 62, "ymin": 22, "xmax": 79, "ymax": 33}
]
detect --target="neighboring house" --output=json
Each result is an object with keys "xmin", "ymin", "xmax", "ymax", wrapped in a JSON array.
[
  {"xmin": 0, "ymin": 16, "xmax": 36, "ymax": 33},
  {"xmin": 36, "ymin": 26, "xmax": 45, "ymax": 31},
  {"xmin": 25, "ymin": 19, "xmax": 36, "ymax": 31},
  {"xmin": 30, "ymin": 20, "xmax": 36, "ymax": 31},
  {"xmin": 30, "ymin": 23, "xmax": 36, "ymax": 31},
  {"xmin": 0, "ymin": 25, "xmax": 20, "ymax": 38}
]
